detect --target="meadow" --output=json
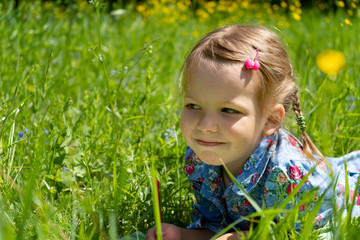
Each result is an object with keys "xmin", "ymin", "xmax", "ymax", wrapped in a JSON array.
[{"xmin": 0, "ymin": 0, "xmax": 360, "ymax": 239}]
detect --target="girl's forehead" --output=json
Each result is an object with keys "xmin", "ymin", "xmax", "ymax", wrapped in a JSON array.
[
  {"xmin": 183, "ymin": 65, "xmax": 262, "ymax": 109},
  {"xmin": 185, "ymin": 61, "xmax": 259, "ymax": 93}
]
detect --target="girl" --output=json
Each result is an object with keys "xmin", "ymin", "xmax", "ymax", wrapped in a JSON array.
[{"xmin": 146, "ymin": 25, "xmax": 360, "ymax": 240}]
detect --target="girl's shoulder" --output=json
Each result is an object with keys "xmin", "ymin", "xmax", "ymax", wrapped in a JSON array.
[
  {"xmin": 268, "ymin": 129, "xmax": 331, "ymax": 184},
  {"xmin": 271, "ymin": 129, "xmax": 314, "ymax": 167},
  {"xmin": 274, "ymin": 129, "xmax": 360, "ymax": 175}
]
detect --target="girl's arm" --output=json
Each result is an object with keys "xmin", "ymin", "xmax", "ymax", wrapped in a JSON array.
[
  {"xmin": 215, "ymin": 232, "xmax": 247, "ymax": 240},
  {"xmin": 146, "ymin": 223, "xmax": 247, "ymax": 240},
  {"xmin": 146, "ymin": 223, "xmax": 214, "ymax": 240}
]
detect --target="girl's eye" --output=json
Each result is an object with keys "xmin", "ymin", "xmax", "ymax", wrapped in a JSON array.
[
  {"xmin": 185, "ymin": 103, "xmax": 200, "ymax": 110},
  {"xmin": 222, "ymin": 108, "xmax": 240, "ymax": 114}
]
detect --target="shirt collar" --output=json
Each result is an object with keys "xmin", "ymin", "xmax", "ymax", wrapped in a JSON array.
[{"xmin": 226, "ymin": 131, "xmax": 278, "ymax": 195}]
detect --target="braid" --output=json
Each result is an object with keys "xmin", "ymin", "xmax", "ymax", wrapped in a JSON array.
[{"xmin": 292, "ymin": 89, "xmax": 333, "ymax": 173}]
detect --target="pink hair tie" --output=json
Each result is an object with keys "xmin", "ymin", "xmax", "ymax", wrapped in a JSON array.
[{"xmin": 245, "ymin": 49, "xmax": 260, "ymax": 70}]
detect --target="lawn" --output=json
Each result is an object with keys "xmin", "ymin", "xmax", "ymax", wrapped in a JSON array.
[{"xmin": 0, "ymin": 0, "xmax": 360, "ymax": 239}]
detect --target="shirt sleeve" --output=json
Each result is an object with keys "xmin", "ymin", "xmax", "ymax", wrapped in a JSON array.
[
  {"xmin": 263, "ymin": 160, "xmax": 333, "ymax": 230},
  {"xmin": 184, "ymin": 146, "xmax": 226, "ymax": 233},
  {"xmin": 186, "ymin": 187, "xmax": 225, "ymax": 233}
]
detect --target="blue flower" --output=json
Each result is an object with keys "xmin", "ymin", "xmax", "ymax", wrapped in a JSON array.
[
  {"xmin": 166, "ymin": 129, "xmax": 175, "ymax": 138},
  {"xmin": 18, "ymin": 131, "xmax": 24, "ymax": 138},
  {"xmin": 164, "ymin": 129, "xmax": 175, "ymax": 141},
  {"xmin": 63, "ymin": 166, "xmax": 69, "ymax": 172},
  {"xmin": 164, "ymin": 132, "xmax": 169, "ymax": 141},
  {"xmin": 44, "ymin": 129, "xmax": 49, "ymax": 135},
  {"xmin": 24, "ymin": 127, "xmax": 29, "ymax": 134}
]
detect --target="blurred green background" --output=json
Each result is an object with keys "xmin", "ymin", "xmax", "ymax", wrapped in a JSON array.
[{"xmin": 0, "ymin": 0, "xmax": 359, "ymax": 239}]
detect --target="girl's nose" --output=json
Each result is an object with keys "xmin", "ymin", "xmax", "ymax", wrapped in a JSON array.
[{"xmin": 197, "ymin": 112, "xmax": 218, "ymax": 133}]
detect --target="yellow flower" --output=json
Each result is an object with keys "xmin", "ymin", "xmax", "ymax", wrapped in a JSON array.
[
  {"xmin": 241, "ymin": 1, "xmax": 249, "ymax": 9},
  {"xmin": 316, "ymin": 50, "xmax": 346, "ymax": 76},
  {"xmin": 192, "ymin": 30, "xmax": 201, "ymax": 37},
  {"xmin": 178, "ymin": 2, "xmax": 188, "ymax": 11},
  {"xmin": 181, "ymin": 30, "xmax": 188, "ymax": 36},
  {"xmin": 43, "ymin": 1, "xmax": 52, "ymax": 9},
  {"xmin": 277, "ymin": 20, "xmax": 290, "ymax": 28},
  {"xmin": 292, "ymin": 12, "xmax": 301, "ymax": 21},
  {"xmin": 345, "ymin": 18, "xmax": 352, "ymax": 25},
  {"xmin": 195, "ymin": 9, "xmax": 210, "ymax": 22},
  {"xmin": 180, "ymin": 15, "xmax": 188, "ymax": 21},
  {"xmin": 337, "ymin": 1, "xmax": 345, "ymax": 7},
  {"xmin": 136, "ymin": 4, "xmax": 146, "ymax": 14}
]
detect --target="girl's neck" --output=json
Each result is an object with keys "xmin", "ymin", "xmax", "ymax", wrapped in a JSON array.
[{"xmin": 222, "ymin": 166, "xmax": 233, "ymax": 188}]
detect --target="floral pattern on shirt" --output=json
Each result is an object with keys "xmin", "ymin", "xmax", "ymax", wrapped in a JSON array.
[{"xmin": 184, "ymin": 129, "xmax": 360, "ymax": 233}]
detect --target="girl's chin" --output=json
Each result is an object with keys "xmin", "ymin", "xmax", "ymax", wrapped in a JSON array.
[{"xmin": 197, "ymin": 151, "xmax": 224, "ymax": 166}]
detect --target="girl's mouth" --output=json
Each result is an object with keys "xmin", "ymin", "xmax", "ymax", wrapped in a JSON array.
[{"xmin": 196, "ymin": 139, "xmax": 224, "ymax": 146}]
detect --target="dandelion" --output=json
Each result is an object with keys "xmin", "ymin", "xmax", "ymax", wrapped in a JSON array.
[
  {"xmin": 337, "ymin": 1, "xmax": 345, "ymax": 7},
  {"xmin": 316, "ymin": 50, "xmax": 346, "ymax": 76},
  {"xmin": 192, "ymin": 30, "xmax": 201, "ymax": 37},
  {"xmin": 345, "ymin": 19, "xmax": 352, "ymax": 25},
  {"xmin": 292, "ymin": 12, "xmax": 301, "ymax": 21},
  {"xmin": 177, "ymin": 2, "xmax": 188, "ymax": 11},
  {"xmin": 18, "ymin": 131, "xmax": 24, "ymax": 139}
]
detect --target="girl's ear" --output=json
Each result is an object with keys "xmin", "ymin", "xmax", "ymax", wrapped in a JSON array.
[{"xmin": 262, "ymin": 104, "xmax": 285, "ymax": 137}]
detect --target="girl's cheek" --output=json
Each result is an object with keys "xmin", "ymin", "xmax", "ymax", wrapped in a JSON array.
[{"xmin": 180, "ymin": 109, "xmax": 197, "ymax": 132}]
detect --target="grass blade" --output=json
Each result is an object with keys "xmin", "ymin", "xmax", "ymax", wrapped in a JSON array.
[
  {"xmin": 221, "ymin": 159, "xmax": 261, "ymax": 212},
  {"xmin": 151, "ymin": 161, "xmax": 162, "ymax": 240}
]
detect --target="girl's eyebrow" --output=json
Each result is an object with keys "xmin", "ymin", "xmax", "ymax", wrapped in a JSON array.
[{"xmin": 183, "ymin": 95, "xmax": 197, "ymax": 100}]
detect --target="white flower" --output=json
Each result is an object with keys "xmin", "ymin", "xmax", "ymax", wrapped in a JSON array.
[{"xmin": 111, "ymin": 9, "xmax": 126, "ymax": 16}]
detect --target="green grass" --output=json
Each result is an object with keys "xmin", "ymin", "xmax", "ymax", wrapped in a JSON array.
[{"xmin": 0, "ymin": 0, "xmax": 360, "ymax": 239}]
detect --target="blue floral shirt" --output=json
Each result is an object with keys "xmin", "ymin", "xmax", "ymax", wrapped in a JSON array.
[{"xmin": 184, "ymin": 129, "xmax": 360, "ymax": 233}]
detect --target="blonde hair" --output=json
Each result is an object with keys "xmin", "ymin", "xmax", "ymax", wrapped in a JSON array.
[{"xmin": 181, "ymin": 25, "xmax": 332, "ymax": 171}]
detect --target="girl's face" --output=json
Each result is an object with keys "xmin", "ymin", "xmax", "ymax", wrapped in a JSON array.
[{"xmin": 180, "ymin": 62, "xmax": 269, "ymax": 175}]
